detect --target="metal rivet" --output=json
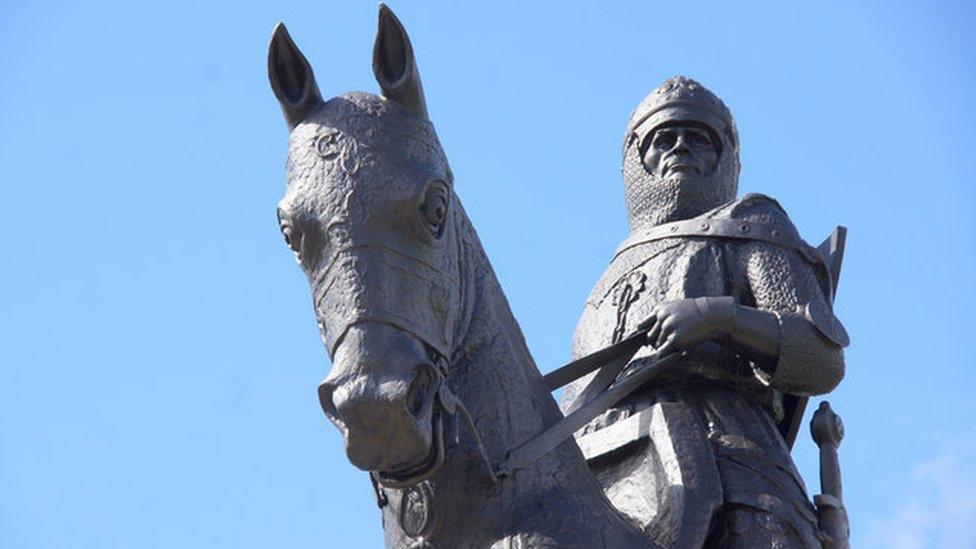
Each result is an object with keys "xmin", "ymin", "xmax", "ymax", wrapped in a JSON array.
[
  {"xmin": 670, "ymin": 225, "xmax": 678, "ymax": 232},
  {"xmin": 700, "ymin": 223, "xmax": 710, "ymax": 231},
  {"xmin": 771, "ymin": 229, "xmax": 780, "ymax": 237},
  {"xmin": 740, "ymin": 224, "xmax": 749, "ymax": 232}
]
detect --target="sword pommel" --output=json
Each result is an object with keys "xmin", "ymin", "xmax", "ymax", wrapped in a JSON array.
[{"xmin": 810, "ymin": 401, "xmax": 850, "ymax": 549}]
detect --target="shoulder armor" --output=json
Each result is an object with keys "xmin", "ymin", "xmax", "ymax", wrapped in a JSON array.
[
  {"xmin": 614, "ymin": 194, "xmax": 822, "ymax": 266},
  {"xmin": 804, "ymin": 300, "xmax": 850, "ymax": 348},
  {"xmin": 732, "ymin": 192, "xmax": 785, "ymax": 212},
  {"xmin": 725, "ymin": 194, "xmax": 793, "ymax": 229},
  {"xmin": 704, "ymin": 193, "xmax": 785, "ymax": 220}
]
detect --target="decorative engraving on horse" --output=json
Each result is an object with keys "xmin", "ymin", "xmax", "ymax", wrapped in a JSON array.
[
  {"xmin": 268, "ymin": 6, "xmax": 850, "ymax": 547},
  {"xmin": 399, "ymin": 481, "xmax": 436, "ymax": 539},
  {"xmin": 268, "ymin": 6, "xmax": 653, "ymax": 547}
]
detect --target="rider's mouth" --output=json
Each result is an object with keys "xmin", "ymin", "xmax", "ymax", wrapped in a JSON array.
[
  {"xmin": 374, "ymin": 404, "xmax": 445, "ymax": 488},
  {"xmin": 666, "ymin": 163, "xmax": 699, "ymax": 176}
]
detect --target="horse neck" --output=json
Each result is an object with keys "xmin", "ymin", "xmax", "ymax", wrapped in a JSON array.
[
  {"xmin": 449, "ymin": 201, "xmax": 565, "ymax": 467},
  {"xmin": 409, "ymin": 200, "xmax": 642, "ymax": 545},
  {"xmin": 452, "ymin": 203, "xmax": 562, "ymax": 463}
]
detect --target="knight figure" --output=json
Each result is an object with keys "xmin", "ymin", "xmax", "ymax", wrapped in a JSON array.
[{"xmin": 561, "ymin": 76, "xmax": 849, "ymax": 547}]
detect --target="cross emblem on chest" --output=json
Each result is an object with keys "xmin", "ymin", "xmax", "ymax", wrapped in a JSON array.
[{"xmin": 611, "ymin": 271, "xmax": 647, "ymax": 343}]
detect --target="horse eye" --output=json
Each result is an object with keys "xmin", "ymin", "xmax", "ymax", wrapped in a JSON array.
[
  {"xmin": 418, "ymin": 180, "xmax": 449, "ymax": 239},
  {"xmin": 280, "ymin": 221, "xmax": 302, "ymax": 254}
]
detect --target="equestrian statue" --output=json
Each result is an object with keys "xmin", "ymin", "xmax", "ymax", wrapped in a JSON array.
[{"xmin": 267, "ymin": 6, "xmax": 850, "ymax": 547}]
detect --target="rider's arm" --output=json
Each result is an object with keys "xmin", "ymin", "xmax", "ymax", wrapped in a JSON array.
[{"xmin": 733, "ymin": 241, "xmax": 847, "ymax": 396}]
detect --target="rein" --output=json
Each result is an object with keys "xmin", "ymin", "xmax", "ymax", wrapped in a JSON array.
[
  {"xmin": 430, "ymin": 358, "xmax": 499, "ymax": 484},
  {"xmin": 429, "ymin": 326, "xmax": 678, "ymax": 482}
]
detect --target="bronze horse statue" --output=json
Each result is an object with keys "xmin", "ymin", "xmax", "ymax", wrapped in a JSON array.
[{"xmin": 268, "ymin": 6, "xmax": 654, "ymax": 547}]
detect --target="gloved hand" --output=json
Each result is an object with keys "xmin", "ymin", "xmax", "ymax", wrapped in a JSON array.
[
  {"xmin": 638, "ymin": 295, "xmax": 780, "ymax": 365},
  {"xmin": 638, "ymin": 296, "xmax": 737, "ymax": 357}
]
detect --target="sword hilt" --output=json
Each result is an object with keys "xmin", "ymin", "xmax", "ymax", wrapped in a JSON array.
[{"xmin": 810, "ymin": 401, "xmax": 849, "ymax": 549}]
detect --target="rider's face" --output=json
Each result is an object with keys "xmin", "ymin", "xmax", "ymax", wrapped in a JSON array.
[{"xmin": 640, "ymin": 124, "xmax": 719, "ymax": 179}]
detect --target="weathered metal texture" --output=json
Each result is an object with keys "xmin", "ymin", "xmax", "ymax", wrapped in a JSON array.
[
  {"xmin": 583, "ymin": 403, "xmax": 722, "ymax": 547},
  {"xmin": 811, "ymin": 402, "xmax": 851, "ymax": 548},
  {"xmin": 563, "ymin": 78, "xmax": 850, "ymax": 546},
  {"xmin": 621, "ymin": 77, "xmax": 740, "ymax": 231},
  {"xmin": 269, "ymin": 6, "xmax": 652, "ymax": 547},
  {"xmin": 781, "ymin": 226, "xmax": 848, "ymax": 449},
  {"xmin": 268, "ymin": 9, "xmax": 852, "ymax": 546}
]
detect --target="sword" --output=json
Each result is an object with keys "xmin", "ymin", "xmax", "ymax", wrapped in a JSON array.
[{"xmin": 810, "ymin": 401, "xmax": 850, "ymax": 549}]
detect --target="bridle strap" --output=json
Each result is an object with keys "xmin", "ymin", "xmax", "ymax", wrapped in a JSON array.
[
  {"xmin": 434, "ymin": 376, "xmax": 498, "ymax": 484},
  {"xmin": 496, "ymin": 350, "xmax": 679, "ymax": 477},
  {"xmin": 541, "ymin": 329, "xmax": 649, "ymax": 391},
  {"xmin": 431, "ymin": 327, "xmax": 673, "ymax": 481}
]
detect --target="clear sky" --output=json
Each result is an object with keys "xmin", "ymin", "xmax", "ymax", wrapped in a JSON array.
[{"xmin": 1, "ymin": 1, "xmax": 974, "ymax": 547}]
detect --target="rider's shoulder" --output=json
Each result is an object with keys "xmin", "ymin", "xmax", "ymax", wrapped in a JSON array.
[
  {"xmin": 707, "ymin": 193, "xmax": 791, "ymax": 222},
  {"xmin": 707, "ymin": 193, "xmax": 801, "ymax": 236}
]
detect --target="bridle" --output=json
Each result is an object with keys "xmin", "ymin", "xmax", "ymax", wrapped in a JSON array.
[
  {"xmin": 323, "ymin": 246, "xmax": 683, "ymax": 488},
  {"xmin": 373, "ymin": 325, "xmax": 682, "ymax": 487}
]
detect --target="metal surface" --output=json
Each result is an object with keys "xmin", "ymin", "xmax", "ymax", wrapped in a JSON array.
[
  {"xmin": 269, "ymin": 6, "xmax": 652, "ymax": 547},
  {"xmin": 613, "ymin": 211, "xmax": 824, "ymax": 264},
  {"xmin": 563, "ymin": 77, "xmax": 850, "ymax": 546},
  {"xmin": 781, "ymin": 226, "xmax": 848, "ymax": 449},
  {"xmin": 811, "ymin": 402, "xmax": 851, "ymax": 548},
  {"xmin": 268, "ymin": 10, "xmax": 852, "ymax": 547}
]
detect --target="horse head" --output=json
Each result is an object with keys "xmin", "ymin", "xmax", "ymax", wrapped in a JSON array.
[{"xmin": 269, "ymin": 6, "xmax": 461, "ymax": 487}]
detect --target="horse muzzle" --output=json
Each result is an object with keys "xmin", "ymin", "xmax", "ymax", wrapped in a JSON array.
[{"xmin": 318, "ymin": 322, "xmax": 445, "ymax": 483}]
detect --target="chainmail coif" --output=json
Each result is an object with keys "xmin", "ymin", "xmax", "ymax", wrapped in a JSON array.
[{"xmin": 622, "ymin": 76, "xmax": 741, "ymax": 230}]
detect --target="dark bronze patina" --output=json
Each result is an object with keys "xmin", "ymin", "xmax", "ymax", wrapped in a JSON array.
[
  {"xmin": 562, "ymin": 76, "xmax": 850, "ymax": 547},
  {"xmin": 269, "ymin": 6, "xmax": 652, "ymax": 547},
  {"xmin": 269, "ymin": 7, "xmax": 850, "ymax": 547}
]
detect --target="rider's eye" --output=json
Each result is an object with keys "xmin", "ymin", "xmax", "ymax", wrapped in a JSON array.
[
  {"xmin": 417, "ymin": 180, "xmax": 449, "ymax": 240},
  {"xmin": 689, "ymin": 133, "xmax": 711, "ymax": 150},
  {"xmin": 652, "ymin": 131, "xmax": 677, "ymax": 150}
]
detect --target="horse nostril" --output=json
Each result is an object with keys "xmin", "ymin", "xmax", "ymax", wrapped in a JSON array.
[
  {"xmin": 405, "ymin": 364, "xmax": 438, "ymax": 419},
  {"xmin": 318, "ymin": 380, "xmax": 340, "ymax": 422}
]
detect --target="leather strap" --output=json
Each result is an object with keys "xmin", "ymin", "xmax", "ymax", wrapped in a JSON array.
[
  {"xmin": 429, "ymin": 326, "xmax": 665, "ymax": 480},
  {"xmin": 613, "ymin": 217, "xmax": 823, "ymax": 265},
  {"xmin": 542, "ymin": 329, "xmax": 649, "ymax": 391},
  {"xmin": 485, "ymin": 328, "xmax": 654, "ymax": 476},
  {"xmin": 563, "ymin": 350, "xmax": 632, "ymax": 415},
  {"xmin": 496, "ymin": 351, "xmax": 680, "ymax": 477}
]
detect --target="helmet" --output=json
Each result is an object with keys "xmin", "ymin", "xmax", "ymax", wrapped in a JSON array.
[{"xmin": 622, "ymin": 77, "xmax": 740, "ymax": 230}]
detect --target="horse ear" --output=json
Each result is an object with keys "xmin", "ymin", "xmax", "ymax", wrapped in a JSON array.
[
  {"xmin": 268, "ymin": 23, "xmax": 324, "ymax": 129},
  {"xmin": 372, "ymin": 4, "xmax": 428, "ymax": 119}
]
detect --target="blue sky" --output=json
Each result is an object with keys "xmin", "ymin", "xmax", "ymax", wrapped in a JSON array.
[{"xmin": 1, "ymin": 1, "xmax": 974, "ymax": 547}]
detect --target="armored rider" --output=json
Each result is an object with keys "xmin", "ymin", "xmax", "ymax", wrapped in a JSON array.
[{"xmin": 561, "ymin": 77, "xmax": 849, "ymax": 547}]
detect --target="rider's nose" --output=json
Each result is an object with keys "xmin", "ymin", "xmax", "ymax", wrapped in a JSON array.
[{"xmin": 670, "ymin": 133, "xmax": 692, "ymax": 154}]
